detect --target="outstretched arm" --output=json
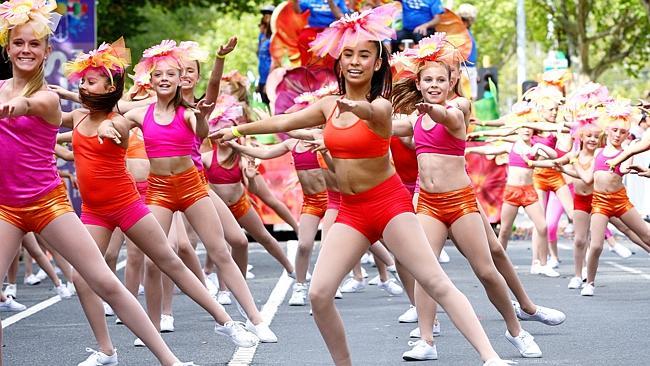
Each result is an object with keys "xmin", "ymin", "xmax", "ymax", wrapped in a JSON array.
[
  {"xmin": 228, "ymin": 139, "xmax": 292, "ymax": 160},
  {"xmin": 392, "ymin": 114, "xmax": 415, "ymax": 137},
  {"xmin": 607, "ymin": 130, "xmax": 650, "ymax": 167},
  {"xmin": 465, "ymin": 143, "xmax": 511, "ymax": 156},
  {"xmin": 204, "ymin": 37, "xmax": 238, "ymax": 104},
  {"xmin": 527, "ymin": 151, "xmax": 573, "ymax": 168}
]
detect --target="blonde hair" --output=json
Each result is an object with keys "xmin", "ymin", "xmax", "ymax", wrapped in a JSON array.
[{"xmin": 8, "ymin": 28, "xmax": 49, "ymax": 97}]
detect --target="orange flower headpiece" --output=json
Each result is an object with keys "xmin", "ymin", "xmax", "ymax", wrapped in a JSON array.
[
  {"xmin": 65, "ymin": 37, "xmax": 131, "ymax": 85},
  {"xmin": 504, "ymin": 101, "xmax": 543, "ymax": 125},
  {"xmin": 0, "ymin": 0, "xmax": 60, "ymax": 46},
  {"xmin": 524, "ymin": 86, "xmax": 565, "ymax": 109},
  {"xmin": 540, "ymin": 69, "xmax": 570, "ymax": 90},
  {"xmin": 309, "ymin": 3, "xmax": 398, "ymax": 58},
  {"xmin": 389, "ymin": 33, "xmax": 457, "ymax": 82},
  {"xmin": 132, "ymin": 40, "xmax": 186, "ymax": 85}
]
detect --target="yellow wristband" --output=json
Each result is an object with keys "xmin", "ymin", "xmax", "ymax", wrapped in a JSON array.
[
  {"xmin": 231, "ymin": 126, "xmax": 243, "ymax": 138},
  {"xmin": 216, "ymin": 53, "xmax": 226, "ymax": 59}
]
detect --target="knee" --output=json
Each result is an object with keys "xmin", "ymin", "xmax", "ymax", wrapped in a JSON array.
[
  {"xmin": 177, "ymin": 243, "xmax": 193, "ymax": 258},
  {"xmin": 475, "ymin": 265, "xmax": 500, "ymax": 285},
  {"xmin": 308, "ymin": 285, "xmax": 334, "ymax": 310},
  {"xmin": 536, "ymin": 223, "xmax": 548, "ymax": 236},
  {"xmin": 489, "ymin": 242, "xmax": 506, "ymax": 259},
  {"xmin": 418, "ymin": 276, "xmax": 453, "ymax": 300},
  {"xmin": 574, "ymin": 236, "xmax": 588, "ymax": 250},
  {"xmin": 297, "ymin": 242, "xmax": 313, "ymax": 256},
  {"xmin": 211, "ymin": 248, "xmax": 235, "ymax": 265},
  {"xmin": 229, "ymin": 234, "xmax": 249, "ymax": 249}
]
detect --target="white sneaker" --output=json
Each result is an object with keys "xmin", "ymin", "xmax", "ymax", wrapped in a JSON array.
[
  {"xmin": 67, "ymin": 282, "xmax": 76, "ymax": 296},
  {"xmin": 77, "ymin": 347, "xmax": 118, "ymax": 366},
  {"xmin": 439, "ymin": 248, "xmax": 450, "ymax": 263},
  {"xmin": 133, "ymin": 338, "xmax": 145, "ymax": 347},
  {"xmin": 115, "ymin": 317, "xmax": 122, "ymax": 325},
  {"xmin": 340, "ymin": 278, "xmax": 365, "ymax": 293},
  {"xmin": 35, "ymin": 268, "xmax": 48, "ymax": 281},
  {"xmin": 402, "ymin": 340, "xmax": 438, "ymax": 361},
  {"xmin": 609, "ymin": 243, "xmax": 632, "ymax": 258},
  {"xmin": 367, "ymin": 275, "xmax": 380, "ymax": 286},
  {"xmin": 103, "ymin": 302, "xmax": 114, "ymax": 317},
  {"xmin": 206, "ymin": 277, "xmax": 218, "ymax": 297},
  {"xmin": 409, "ymin": 321, "xmax": 440, "ymax": 338},
  {"xmin": 246, "ymin": 271, "xmax": 255, "ymax": 279},
  {"xmin": 215, "ymin": 321, "xmax": 259, "ymax": 347},
  {"xmin": 24, "ymin": 274, "xmax": 41, "ymax": 285},
  {"xmin": 4, "ymin": 283, "xmax": 17, "ymax": 298},
  {"xmin": 547, "ymin": 257, "xmax": 560, "ymax": 269},
  {"xmin": 564, "ymin": 223, "xmax": 574, "ymax": 234},
  {"xmin": 245, "ymin": 319, "xmax": 278, "ymax": 343},
  {"xmin": 217, "ymin": 291, "xmax": 232, "ymax": 305},
  {"xmin": 378, "ymin": 278, "xmax": 403, "ymax": 296},
  {"xmin": 398, "ymin": 305, "xmax": 418, "ymax": 323},
  {"xmin": 386, "ymin": 264, "xmax": 397, "ymax": 273},
  {"xmin": 483, "ymin": 358, "xmax": 516, "ymax": 366},
  {"xmin": 580, "ymin": 283, "xmax": 595, "ymax": 296},
  {"xmin": 567, "ymin": 277, "xmax": 583, "ymax": 289},
  {"xmin": 537, "ymin": 264, "xmax": 560, "ymax": 278},
  {"xmin": 288, "ymin": 283, "xmax": 306, "ymax": 306},
  {"xmin": 0, "ymin": 297, "xmax": 26, "ymax": 312},
  {"xmin": 334, "ymin": 289, "xmax": 343, "ymax": 299},
  {"xmin": 360, "ymin": 253, "xmax": 372, "ymax": 264},
  {"xmin": 55, "ymin": 284, "xmax": 73, "ymax": 299},
  {"xmin": 513, "ymin": 301, "xmax": 566, "ymax": 326},
  {"xmin": 138, "ymin": 284, "xmax": 145, "ymax": 295},
  {"xmin": 530, "ymin": 261, "xmax": 541, "ymax": 274},
  {"xmin": 505, "ymin": 329, "xmax": 542, "ymax": 358},
  {"xmin": 247, "ymin": 264, "xmax": 254, "ymax": 271},
  {"xmin": 160, "ymin": 314, "xmax": 175, "ymax": 333}
]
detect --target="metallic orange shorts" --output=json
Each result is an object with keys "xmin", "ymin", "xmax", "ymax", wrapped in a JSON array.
[
  {"xmin": 199, "ymin": 169, "xmax": 210, "ymax": 191},
  {"xmin": 416, "ymin": 185, "xmax": 479, "ymax": 227},
  {"xmin": 503, "ymin": 184, "xmax": 538, "ymax": 207},
  {"xmin": 301, "ymin": 191, "xmax": 328, "ymax": 218},
  {"xmin": 0, "ymin": 183, "xmax": 73, "ymax": 233},
  {"xmin": 533, "ymin": 167, "xmax": 566, "ymax": 192},
  {"xmin": 592, "ymin": 188, "xmax": 634, "ymax": 218},
  {"xmin": 146, "ymin": 166, "xmax": 208, "ymax": 212},
  {"xmin": 229, "ymin": 192, "xmax": 252, "ymax": 220}
]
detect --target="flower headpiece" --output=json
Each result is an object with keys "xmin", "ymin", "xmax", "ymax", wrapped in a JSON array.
[
  {"xmin": 208, "ymin": 94, "xmax": 241, "ymax": 130},
  {"xmin": 221, "ymin": 70, "xmax": 248, "ymax": 85},
  {"xmin": 178, "ymin": 41, "xmax": 208, "ymax": 63},
  {"xmin": 132, "ymin": 40, "xmax": 185, "ymax": 84},
  {"xmin": 504, "ymin": 101, "xmax": 543, "ymax": 125},
  {"xmin": 597, "ymin": 99, "xmax": 642, "ymax": 129},
  {"xmin": 540, "ymin": 69, "xmax": 570, "ymax": 90},
  {"xmin": 524, "ymin": 86, "xmax": 564, "ymax": 109},
  {"xmin": 0, "ymin": 0, "xmax": 60, "ymax": 46},
  {"xmin": 64, "ymin": 37, "xmax": 131, "ymax": 85},
  {"xmin": 389, "ymin": 33, "xmax": 456, "ymax": 82},
  {"xmin": 567, "ymin": 82, "xmax": 612, "ymax": 108},
  {"xmin": 309, "ymin": 3, "xmax": 398, "ymax": 58}
]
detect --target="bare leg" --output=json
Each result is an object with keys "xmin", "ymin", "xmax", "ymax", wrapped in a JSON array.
[
  {"xmin": 498, "ymin": 203, "xmax": 519, "ymax": 249},
  {"xmin": 395, "ymin": 261, "xmax": 415, "ymax": 305},
  {"xmin": 523, "ymin": 202, "xmax": 549, "ymax": 265},
  {"xmin": 22, "ymin": 233, "xmax": 62, "ymax": 287},
  {"xmin": 6, "ymin": 251, "xmax": 19, "ymax": 285},
  {"xmin": 238, "ymin": 209, "xmax": 294, "ymax": 273},
  {"xmin": 585, "ymin": 213, "xmax": 609, "ymax": 285},
  {"xmin": 250, "ymin": 174, "xmax": 299, "ymax": 233},
  {"xmin": 573, "ymin": 211, "xmax": 590, "ymax": 278},
  {"xmin": 295, "ymin": 214, "xmax": 321, "ymax": 283},
  {"xmin": 609, "ymin": 216, "xmax": 650, "ymax": 252},
  {"xmin": 616, "ymin": 209, "xmax": 650, "ymax": 250},
  {"xmin": 124, "ymin": 238, "xmax": 144, "ymax": 297},
  {"xmin": 210, "ymin": 190, "xmax": 249, "ymax": 274},
  {"xmin": 104, "ymin": 229, "xmax": 124, "ymax": 273},
  {"xmin": 321, "ymin": 208, "xmax": 338, "ymax": 241}
]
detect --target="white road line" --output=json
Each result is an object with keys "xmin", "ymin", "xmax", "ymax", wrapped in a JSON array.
[
  {"xmin": 228, "ymin": 241, "xmax": 297, "ymax": 366},
  {"xmin": 2, "ymin": 259, "xmax": 127, "ymax": 329},
  {"xmin": 558, "ymin": 243, "xmax": 573, "ymax": 251},
  {"xmin": 605, "ymin": 261, "xmax": 650, "ymax": 280}
]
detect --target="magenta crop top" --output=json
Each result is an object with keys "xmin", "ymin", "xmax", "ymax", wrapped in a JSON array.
[
  {"xmin": 291, "ymin": 142, "xmax": 321, "ymax": 170},
  {"xmin": 508, "ymin": 148, "xmax": 534, "ymax": 169},
  {"xmin": 413, "ymin": 114, "xmax": 465, "ymax": 156},
  {"xmin": 191, "ymin": 135, "xmax": 204, "ymax": 171},
  {"xmin": 205, "ymin": 149, "xmax": 243, "ymax": 184},
  {"xmin": 142, "ymin": 103, "xmax": 195, "ymax": 158},
  {"xmin": 0, "ymin": 113, "xmax": 61, "ymax": 206},
  {"xmin": 594, "ymin": 149, "xmax": 624, "ymax": 177},
  {"xmin": 531, "ymin": 134, "xmax": 557, "ymax": 149}
]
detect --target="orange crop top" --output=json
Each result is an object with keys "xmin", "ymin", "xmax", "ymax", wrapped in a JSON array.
[
  {"xmin": 322, "ymin": 104, "xmax": 389, "ymax": 159},
  {"xmin": 126, "ymin": 128, "xmax": 147, "ymax": 159}
]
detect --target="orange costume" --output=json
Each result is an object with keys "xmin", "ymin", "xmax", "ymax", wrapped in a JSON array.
[{"xmin": 592, "ymin": 188, "xmax": 634, "ymax": 218}]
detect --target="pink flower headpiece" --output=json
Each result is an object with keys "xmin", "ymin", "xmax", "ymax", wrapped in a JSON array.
[
  {"xmin": 567, "ymin": 82, "xmax": 612, "ymax": 108},
  {"xmin": 598, "ymin": 99, "xmax": 642, "ymax": 129},
  {"xmin": 0, "ymin": 0, "xmax": 61, "ymax": 46},
  {"xmin": 209, "ymin": 94, "xmax": 242, "ymax": 129},
  {"xmin": 293, "ymin": 82, "xmax": 339, "ymax": 105},
  {"xmin": 309, "ymin": 3, "xmax": 398, "ymax": 58},
  {"xmin": 132, "ymin": 40, "xmax": 186, "ymax": 84},
  {"xmin": 65, "ymin": 37, "xmax": 131, "ymax": 85},
  {"xmin": 178, "ymin": 41, "xmax": 208, "ymax": 63},
  {"xmin": 389, "ymin": 33, "xmax": 456, "ymax": 82}
]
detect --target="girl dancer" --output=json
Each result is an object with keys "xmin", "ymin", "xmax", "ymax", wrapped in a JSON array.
[
  {"xmin": 0, "ymin": 3, "xmax": 193, "ymax": 365},
  {"xmin": 214, "ymin": 5, "xmax": 509, "ymax": 365},
  {"xmin": 63, "ymin": 39, "xmax": 261, "ymax": 364},
  {"xmin": 392, "ymin": 35, "xmax": 542, "ymax": 360},
  {"xmin": 573, "ymin": 101, "xmax": 650, "ymax": 296},
  {"xmin": 108, "ymin": 40, "xmax": 276, "ymax": 341}
]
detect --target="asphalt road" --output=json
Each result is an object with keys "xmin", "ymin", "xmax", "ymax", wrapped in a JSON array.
[{"xmin": 3, "ymin": 238, "xmax": 650, "ymax": 365}]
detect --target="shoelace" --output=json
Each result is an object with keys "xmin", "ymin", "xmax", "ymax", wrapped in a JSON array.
[{"xmin": 407, "ymin": 340, "xmax": 430, "ymax": 348}]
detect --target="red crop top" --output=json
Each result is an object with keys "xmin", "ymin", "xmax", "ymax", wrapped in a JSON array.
[
  {"xmin": 205, "ymin": 149, "xmax": 243, "ymax": 184},
  {"xmin": 322, "ymin": 104, "xmax": 389, "ymax": 159}
]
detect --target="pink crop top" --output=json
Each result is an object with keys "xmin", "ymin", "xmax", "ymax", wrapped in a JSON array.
[
  {"xmin": 594, "ymin": 149, "xmax": 624, "ymax": 177},
  {"xmin": 0, "ymin": 113, "xmax": 61, "ymax": 206},
  {"xmin": 191, "ymin": 135, "xmax": 204, "ymax": 171},
  {"xmin": 292, "ymin": 141, "xmax": 321, "ymax": 170},
  {"xmin": 531, "ymin": 134, "xmax": 557, "ymax": 149},
  {"xmin": 413, "ymin": 114, "xmax": 465, "ymax": 156},
  {"xmin": 508, "ymin": 148, "xmax": 534, "ymax": 169},
  {"xmin": 142, "ymin": 103, "xmax": 195, "ymax": 158},
  {"xmin": 205, "ymin": 149, "xmax": 243, "ymax": 184}
]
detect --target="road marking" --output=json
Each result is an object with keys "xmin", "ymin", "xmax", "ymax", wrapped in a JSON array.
[
  {"xmin": 605, "ymin": 261, "xmax": 650, "ymax": 280},
  {"xmin": 558, "ymin": 243, "xmax": 573, "ymax": 250},
  {"xmin": 2, "ymin": 259, "xmax": 127, "ymax": 329},
  {"xmin": 228, "ymin": 241, "xmax": 297, "ymax": 366}
]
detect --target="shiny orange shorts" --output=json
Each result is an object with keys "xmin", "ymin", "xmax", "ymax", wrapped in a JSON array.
[
  {"xmin": 229, "ymin": 192, "xmax": 252, "ymax": 220},
  {"xmin": 574, "ymin": 193, "xmax": 593, "ymax": 214},
  {"xmin": 301, "ymin": 191, "xmax": 328, "ymax": 218},
  {"xmin": 533, "ymin": 167, "xmax": 566, "ymax": 192},
  {"xmin": 0, "ymin": 183, "xmax": 73, "ymax": 233},
  {"xmin": 199, "ymin": 169, "xmax": 210, "ymax": 191},
  {"xmin": 503, "ymin": 184, "xmax": 538, "ymax": 207},
  {"xmin": 146, "ymin": 166, "xmax": 208, "ymax": 212},
  {"xmin": 416, "ymin": 185, "xmax": 479, "ymax": 227},
  {"xmin": 592, "ymin": 188, "xmax": 634, "ymax": 218}
]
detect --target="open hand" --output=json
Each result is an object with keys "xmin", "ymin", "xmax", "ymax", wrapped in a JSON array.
[
  {"xmin": 97, "ymin": 122, "xmax": 122, "ymax": 145},
  {"xmin": 0, "ymin": 103, "xmax": 15, "ymax": 118},
  {"xmin": 209, "ymin": 128, "xmax": 235, "ymax": 143},
  {"xmin": 217, "ymin": 36, "xmax": 238, "ymax": 58},
  {"xmin": 336, "ymin": 98, "xmax": 357, "ymax": 117}
]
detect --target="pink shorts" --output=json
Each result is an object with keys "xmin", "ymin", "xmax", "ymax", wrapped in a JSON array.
[
  {"xmin": 327, "ymin": 190, "xmax": 341, "ymax": 210},
  {"xmin": 135, "ymin": 181, "xmax": 148, "ymax": 203},
  {"xmin": 81, "ymin": 198, "xmax": 150, "ymax": 232}
]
